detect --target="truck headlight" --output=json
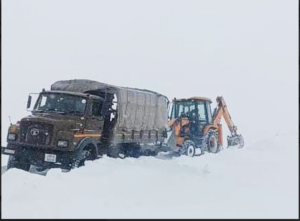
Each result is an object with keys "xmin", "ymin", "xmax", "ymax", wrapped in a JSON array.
[
  {"xmin": 8, "ymin": 133, "xmax": 17, "ymax": 141},
  {"xmin": 57, "ymin": 140, "xmax": 68, "ymax": 147}
]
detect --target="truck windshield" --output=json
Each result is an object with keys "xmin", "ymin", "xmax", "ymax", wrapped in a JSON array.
[{"xmin": 33, "ymin": 93, "xmax": 87, "ymax": 115}]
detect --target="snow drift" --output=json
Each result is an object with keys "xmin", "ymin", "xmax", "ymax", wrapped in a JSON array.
[{"xmin": 1, "ymin": 134, "xmax": 298, "ymax": 219}]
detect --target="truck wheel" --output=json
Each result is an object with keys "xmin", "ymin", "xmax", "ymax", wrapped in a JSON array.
[
  {"xmin": 107, "ymin": 145, "xmax": 118, "ymax": 158},
  {"xmin": 7, "ymin": 156, "xmax": 30, "ymax": 172},
  {"xmin": 107, "ymin": 144, "xmax": 126, "ymax": 159},
  {"xmin": 73, "ymin": 143, "xmax": 98, "ymax": 168},
  {"xmin": 150, "ymin": 150, "xmax": 158, "ymax": 157},
  {"xmin": 126, "ymin": 144, "xmax": 141, "ymax": 158},
  {"xmin": 207, "ymin": 131, "xmax": 219, "ymax": 153},
  {"xmin": 181, "ymin": 140, "xmax": 196, "ymax": 157},
  {"xmin": 84, "ymin": 144, "xmax": 97, "ymax": 161},
  {"xmin": 73, "ymin": 149, "xmax": 89, "ymax": 168}
]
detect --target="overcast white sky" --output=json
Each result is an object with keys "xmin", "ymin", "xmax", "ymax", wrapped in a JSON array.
[{"xmin": 1, "ymin": 0, "xmax": 298, "ymax": 147}]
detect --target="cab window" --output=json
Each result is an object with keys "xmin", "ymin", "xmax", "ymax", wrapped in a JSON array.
[
  {"xmin": 174, "ymin": 101, "xmax": 195, "ymax": 118},
  {"xmin": 90, "ymin": 101, "xmax": 102, "ymax": 116},
  {"xmin": 197, "ymin": 101, "xmax": 207, "ymax": 123},
  {"xmin": 206, "ymin": 102, "xmax": 213, "ymax": 124}
]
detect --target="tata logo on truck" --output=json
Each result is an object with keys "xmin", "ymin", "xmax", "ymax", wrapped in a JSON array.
[{"xmin": 30, "ymin": 128, "xmax": 40, "ymax": 136}]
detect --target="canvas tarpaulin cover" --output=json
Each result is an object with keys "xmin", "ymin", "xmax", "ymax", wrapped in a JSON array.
[{"xmin": 51, "ymin": 79, "xmax": 169, "ymax": 132}]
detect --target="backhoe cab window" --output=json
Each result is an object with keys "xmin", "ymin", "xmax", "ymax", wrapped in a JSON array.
[
  {"xmin": 197, "ymin": 101, "xmax": 207, "ymax": 123},
  {"xmin": 170, "ymin": 101, "xmax": 212, "ymax": 124},
  {"xmin": 206, "ymin": 102, "xmax": 213, "ymax": 124},
  {"xmin": 173, "ymin": 101, "xmax": 196, "ymax": 118},
  {"xmin": 34, "ymin": 93, "xmax": 87, "ymax": 115}
]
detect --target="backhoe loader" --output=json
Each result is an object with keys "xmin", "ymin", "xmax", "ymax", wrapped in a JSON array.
[{"xmin": 167, "ymin": 96, "xmax": 244, "ymax": 157}]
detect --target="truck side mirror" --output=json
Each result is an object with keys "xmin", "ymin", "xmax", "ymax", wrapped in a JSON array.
[{"xmin": 27, "ymin": 95, "xmax": 32, "ymax": 109}]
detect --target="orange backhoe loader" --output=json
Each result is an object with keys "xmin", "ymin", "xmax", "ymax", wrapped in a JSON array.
[{"xmin": 167, "ymin": 96, "xmax": 244, "ymax": 157}]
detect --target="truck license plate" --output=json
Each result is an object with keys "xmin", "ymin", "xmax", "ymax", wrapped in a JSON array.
[
  {"xmin": 45, "ymin": 154, "xmax": 56, "ymax": 162},
  {"xmin": 4, "ymin": 149, "xmax": 15, "ymax": 154}
]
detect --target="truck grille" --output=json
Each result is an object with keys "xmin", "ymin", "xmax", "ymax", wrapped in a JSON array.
[{"xmin": 20, "ymin": 121, "xmax": 54, "ymax": 145}]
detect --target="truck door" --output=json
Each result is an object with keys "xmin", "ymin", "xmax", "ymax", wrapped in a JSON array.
[{"xmin": 86, "ymin": 101, "xmax": 105, "ymax": 133}]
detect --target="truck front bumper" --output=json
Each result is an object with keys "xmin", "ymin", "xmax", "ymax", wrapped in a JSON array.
[{"xmin": 2, "ymin": 144, "xmax": 74, "ymax": 169}]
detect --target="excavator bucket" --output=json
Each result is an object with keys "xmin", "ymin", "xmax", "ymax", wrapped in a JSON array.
[{"xmin": 227, "ymin": 134, "xmax": 244, "ymax": 148}]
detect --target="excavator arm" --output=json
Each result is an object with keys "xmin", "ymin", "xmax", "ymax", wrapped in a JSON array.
[
  {"xmin": 213, "ymin": 96, "xmax": 237, "ymax": 136},
  {"xmin": 211, "ymin": 96, "xmax": 244, "ymax": 148}
]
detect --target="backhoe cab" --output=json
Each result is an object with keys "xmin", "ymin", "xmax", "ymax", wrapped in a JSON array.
[{"xmin": 167, "ymin": 96, "xmax": 244, "ymax": 157}]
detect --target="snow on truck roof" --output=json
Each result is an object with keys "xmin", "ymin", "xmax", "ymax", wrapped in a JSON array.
[{"xmin": 51, "ymin": 79, "xmax": 169, "ymax": 101}]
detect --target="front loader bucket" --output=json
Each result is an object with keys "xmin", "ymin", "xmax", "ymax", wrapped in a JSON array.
[
  {"xmin": 161, "ymin": 129, "xmax": 179, "ymax": 152},
  {"xmin": 166, "ymin": 129, "xmax": 177, "ymax": 151},
  {"xmin": 227, "ymin": 134, "xmax": 244, "ymax": 148}
]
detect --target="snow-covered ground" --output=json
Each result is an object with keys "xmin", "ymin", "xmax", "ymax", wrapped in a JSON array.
[
  {"xmin": 1, "ymin": 0, "xmax": 298, "ymax": 219},
  {"xmin": 2, "ymin": 134, "xmax": 298, "ymax": 219}
]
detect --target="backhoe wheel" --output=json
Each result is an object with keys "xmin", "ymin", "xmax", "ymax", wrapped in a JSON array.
[
  {"xmin": 181, "ymin": 140, "xmax": 196, "ymax": 157},
  {"xmin": 7, "ymin": 156, "xmax": 30, "ymax": 172},
  {"xmin": 207, "ymin": 131, "xmax": 219, "ymax": 153}
]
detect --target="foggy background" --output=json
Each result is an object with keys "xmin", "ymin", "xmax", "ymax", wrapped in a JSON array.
[{"xmin": 1, "ymin": 0, "xmax": 298, "ymax": 148}]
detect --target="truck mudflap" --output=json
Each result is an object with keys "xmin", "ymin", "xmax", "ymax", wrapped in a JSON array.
[{"xmin": 2, "ymin": 145, "xmax": 74, "ymax": 170}]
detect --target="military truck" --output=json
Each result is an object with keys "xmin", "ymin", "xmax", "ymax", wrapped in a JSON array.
[{"xmin": 2, "ymin": 79, "xmax": 170, "ymax": 172}]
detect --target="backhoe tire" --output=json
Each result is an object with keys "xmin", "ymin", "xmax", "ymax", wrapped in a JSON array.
[
  {"xmin": 207, "ymin": 131, "xmax": 219, "ymax": 153},
  {"xmin": 181, "ymin": 140, "xmax": 196, "ymax": 157},
  {"xmin": 7, "ymin": 156, "xmax": 30, "ymax": 172}
]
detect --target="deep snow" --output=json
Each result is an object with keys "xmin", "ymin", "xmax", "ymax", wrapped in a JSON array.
[
  {"xmin": 1, "ymin": 1, "xmax": 298, "ymax": 219},
  {"xmin": 1, "ymin": 134, "xmax": 298, "ymax": 219}
]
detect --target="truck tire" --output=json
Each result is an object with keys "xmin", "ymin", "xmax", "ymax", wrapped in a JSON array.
[
  {"xmin": 72, "ymin": 143, "xmax": 98, "ymax": 169},
  {"xmin": 207, "ymin": 130, "xmax": 219, "ymax": 153},
  {"xmin": 73, "ymin": 149, "xmax": 89, "ymax": 168},
  {"xmin": 84, "ymin": 144, "xmax": 98, "ymax": 161},
  {"xmin": 126, "ymin": 144, "xmax": 141, "ymax": 158},
  {"xmin": 142, "ymin": 149, "xmax": 157, "ymax": 157},
  {"xmin": 107, "ymin": 144, "xmax": 126, "ymax": 159},
  {"xmin": 7, "ymin": 156, "xmax": 30, "ymax": 172},
  {"xmin": 151, "ymin": 150, "xmax": 159, "ymax": 157}
]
